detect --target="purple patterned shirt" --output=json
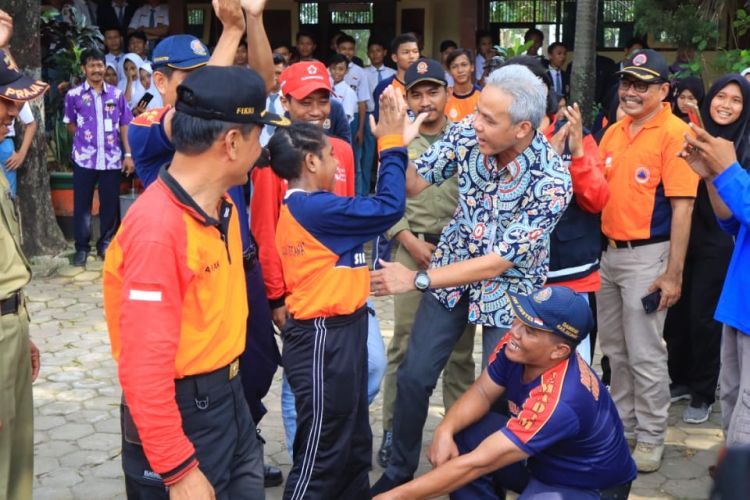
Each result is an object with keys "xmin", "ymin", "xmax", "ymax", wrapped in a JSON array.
[{"xmin": 63, "ymin": 81, "xmax": 133, "ymax": 170}]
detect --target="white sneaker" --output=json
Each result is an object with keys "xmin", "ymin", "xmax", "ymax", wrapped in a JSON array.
[{"xmin": 632, "ymin": 441, "xmax": 664, "ymax": 472}]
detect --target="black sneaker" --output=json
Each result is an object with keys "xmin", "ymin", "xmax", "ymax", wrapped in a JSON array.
[
  {"xmin": 370, "ymin": 473, "xmax": 410, "ymax": 496},
  {"xmin": 378, "ymin": 430, "xmax": 393, "ymax": 468},
  {"xmin": 670, "ymin": 384, "xmax": 691, "ymax": 403},
  {"xmin": 264, "ymin": 464, "xmax": 283, "ymax": 487},
  {"xmin": 72, "ymin": 250, "xmax": 88, "ymax": 267}
]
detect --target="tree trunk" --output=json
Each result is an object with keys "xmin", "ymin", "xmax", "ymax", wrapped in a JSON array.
[
  {"xmin": 571, "ymin": 0, "xmax": 598, "ymax": 128},
  {"xmin": 6, "ymin": 1, "xmax": 67, "ymax": 256}
]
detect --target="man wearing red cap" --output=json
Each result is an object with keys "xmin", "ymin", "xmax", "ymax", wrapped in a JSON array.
[
  {"xmin": 251, "ymin": 59, "xmax": 355, "ymax": 329},
  {"xmin": 0, "ymin": 11, "xmax": 48, "ymax": 499}
]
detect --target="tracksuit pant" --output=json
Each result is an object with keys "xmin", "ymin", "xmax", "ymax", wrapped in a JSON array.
[
  {"xmin": 385, "ymin": 292, "xmax": 507, "ymax": 482},
  {"xmin": 282, "ymin": 306, "xmax": 371, "ymax": 500},
  {"xmin": 451, "ymin": 413, "xmax": 633, "ymax": 500}
]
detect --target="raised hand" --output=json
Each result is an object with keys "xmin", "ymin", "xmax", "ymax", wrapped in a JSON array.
[
  {"xmin": 240, "ymin": 0, "xmax": 267, "ymax": 17},
  {"xmin": 680, "ymin": 124, "xmax": 738, "ymax": 180},
  {"xmin": 562, "ymin": 103, "xmax": 584, "ymax": 158},
  {"xmin": 212, "ymin": 0, "xmax": 245, "ymax": 33},
  {"xmin": 369, "ymin": 86, "xmax": 407, "ymax": 139},
  {"xmin": 0, "ymin": 10, "xmax": 12, "ymax": 49}
]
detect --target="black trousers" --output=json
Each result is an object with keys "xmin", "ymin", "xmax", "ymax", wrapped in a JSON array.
[
  {"xmin": 238, "ymin": 260, "xmax": 281, "ymax": 424},
  {"xmin": 73, "ymin": 165, "xmax": 121, "ymax": 253},
  {"xmin": 121, "ymin": 372, "xmax": 264, "ymax": 499},
  {"xmin": 282, "ymin": 306, "xmax": 371, "ymax": 500},
  {"xmin": 664, "ymin": 248, "xmax": 732, "ymax": 406}
]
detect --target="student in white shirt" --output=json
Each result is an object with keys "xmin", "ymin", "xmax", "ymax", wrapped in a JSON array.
[
  {"xmin": 365, "ymin": 39, "xmax": 396, "ymax": 97},
  {"xmin": 128, "ymin": 0, "xmax": 169, "ymax": 43},
  {"xmin": 260, "ymin": 53, "xmax": 290, "ymax": 146},
  {"xmin": 328, "ymin": 54, "xmax": 357, "ymax": 124},
  {"xmin": 0, "ymin": 102, "xmax": 36, "ymax": 197},
  {"xmin": 474, "ymin": 30, "xmax": 493, "ymax": 83}
]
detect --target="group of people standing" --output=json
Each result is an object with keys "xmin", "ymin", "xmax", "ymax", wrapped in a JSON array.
[{"xmin": 3, "ymin": 1, "xmax": 750, "ymax": 499}]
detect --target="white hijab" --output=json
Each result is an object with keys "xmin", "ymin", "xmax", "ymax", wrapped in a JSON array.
[{"xmin": 133, "ymin": 62, "xmax": 163, "ymax": 110}]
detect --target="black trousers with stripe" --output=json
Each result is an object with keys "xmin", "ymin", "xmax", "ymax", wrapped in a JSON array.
[{"xmin": 282, "ymin": 306, "xmax": 371, "ymax": 500}]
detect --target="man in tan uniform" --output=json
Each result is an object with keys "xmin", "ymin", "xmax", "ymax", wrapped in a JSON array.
[
  {"xmin": 0, "ymin": 11, "xmax": 48, "ymax": 499},
  {"xmin": 378, "ymin": 58, "xmax": 476, "ymax": 467}
]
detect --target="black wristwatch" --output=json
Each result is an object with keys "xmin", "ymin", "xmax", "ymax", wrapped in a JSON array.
[{"xmin": 414, "ymin": 270, "xmax": 431, "ymax": 292}]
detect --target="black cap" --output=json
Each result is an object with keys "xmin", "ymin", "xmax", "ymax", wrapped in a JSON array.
[
  {"xmin": 0, "ymin": 50, "xmax": 49, "ymax": 102},
  {"xmin": 616, "ymin": 49, "xmax": 669, "ymax": 83},
  {"xmin": 175, "ymin": 66, "xmax": 291, "ymax": 127},
  {"xmin": 404, "ymin": 58, "xmax": 447, "ymax": 91}
]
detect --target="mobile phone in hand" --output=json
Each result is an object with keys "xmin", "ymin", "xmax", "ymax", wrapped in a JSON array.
[
  {"xmin": 641, "ymin": 289, "xmax": 662, "ymax": 314},
  {"xmin": 135, "ymin": 92, "xmax": 154, "ymax": 111},
  {"xmin": 685, "ymin": 102, "xmax": 704, "ymax": 129}
]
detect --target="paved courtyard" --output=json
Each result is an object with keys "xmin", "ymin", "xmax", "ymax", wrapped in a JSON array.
[{"xmin": 27, "ymin": 256, "xmax": 722, "ymax": 499}]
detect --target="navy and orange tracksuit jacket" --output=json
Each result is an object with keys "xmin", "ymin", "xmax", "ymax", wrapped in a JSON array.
[
  {"xmin": 277, "ymin": 144, "xmax": 407, "ymax": 319},
  {"xmin": 251, "ymin": 136, "xmax": 355, "ymax": 308}
]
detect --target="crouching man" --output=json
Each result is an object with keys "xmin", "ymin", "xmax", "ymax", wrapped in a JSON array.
[{"xmin": 375, "ymin": 286, "xmax": 637, "ymax": 500}]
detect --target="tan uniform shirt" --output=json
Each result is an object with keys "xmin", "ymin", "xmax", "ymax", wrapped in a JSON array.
[
  {"xmin": 0, "ymin": 170, "xmax": 31, "ymax": 299},
  {"xmin": 386, "ymin": 120, "xmax": 459, "ymax": 240}
]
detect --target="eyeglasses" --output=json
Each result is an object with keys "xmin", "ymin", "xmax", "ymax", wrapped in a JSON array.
[{"xmin": 618, "ymin": 78, "xmax": 656, "ymax": 94}]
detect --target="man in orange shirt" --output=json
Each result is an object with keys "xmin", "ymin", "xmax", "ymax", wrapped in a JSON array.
[
  {"xmin": 597, "ymin": 49, "xmax": 699, "ymax": 472},
  {"xmin": 444, "ymin": 49, "xmax": 481, "ymax": 123},
  {"xmin": 103, "ymin": 66, "xmax": 289, "ymax": 499}
]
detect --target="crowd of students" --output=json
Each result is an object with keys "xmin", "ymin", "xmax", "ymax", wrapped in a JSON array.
[{"xmin": 4, "ymin": 1, "xmax": 750, "ymax": 499}]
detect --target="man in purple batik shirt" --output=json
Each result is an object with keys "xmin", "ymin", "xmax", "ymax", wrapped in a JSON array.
[{"xmin": 64, "ymin": 48, "xmax": 133, "ymax": 267}]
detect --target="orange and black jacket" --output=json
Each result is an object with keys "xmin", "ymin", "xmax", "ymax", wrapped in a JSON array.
[
  {"xmin": 251, "ymin": 136, "xmax": 355, "ymax": 308},
  {"xmin": 277, "ymin": 145, "xmax": 407, "ymax": 319},
  {"xmin": 103, "ymin": 168, "xmax": 248, "ymax": 485}
]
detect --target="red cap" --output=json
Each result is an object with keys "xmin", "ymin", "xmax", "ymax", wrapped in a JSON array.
[{"xmin": 279, "ymin": 61, "xmax": 331, "ymax": 100}]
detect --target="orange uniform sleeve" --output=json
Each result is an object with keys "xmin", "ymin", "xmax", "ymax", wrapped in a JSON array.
[
  {"xmin": 251, "ymin": 167, "xmax": 287, "ymax": 306},
  {"xmin": 117, "ymin": 239, "xmax": 198, "ymax": 484},
  {"xmin": 569, "ymin": 134, "xmax": 610, "ymax": 214}
]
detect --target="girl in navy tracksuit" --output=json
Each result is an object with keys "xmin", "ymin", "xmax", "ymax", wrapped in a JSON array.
[{"xmin": 261, "ymin": 89, "xmax": 409, "ymax": 499}]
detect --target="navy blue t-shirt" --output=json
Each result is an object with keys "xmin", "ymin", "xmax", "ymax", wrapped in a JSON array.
[{"xmin": 487, "ymin": 334, "xmax": 637, "ymax": 490}]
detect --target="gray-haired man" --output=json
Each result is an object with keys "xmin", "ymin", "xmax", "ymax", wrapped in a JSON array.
[{"xmin": 370, "ymin": 64, "xmax": 572, "ymax": 493}]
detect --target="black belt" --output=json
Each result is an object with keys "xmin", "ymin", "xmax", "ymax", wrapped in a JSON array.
[
  {"xmin": 0, "ymin": 291, "xmax": 21, "ymax": 316},
  {"xmin": 174, "ymin": 358, "xmax": 240, "ymax": 397},
  {"xmin": 606, "ymin": 235, "xmax": 669, "ymax": 249},
  {"xmin": 416, "ymin": 233, "xmax": 441, "ymax": 246}
]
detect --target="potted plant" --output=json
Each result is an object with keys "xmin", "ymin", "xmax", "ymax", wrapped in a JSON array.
[{"xmin": 41, "ymin": 6, "xmax": 102, "ymax": 238}]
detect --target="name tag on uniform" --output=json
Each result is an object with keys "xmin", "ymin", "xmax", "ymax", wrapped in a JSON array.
[{"xmin": 104, "ymin": 118, "xmax": 114, "ymax": 132}]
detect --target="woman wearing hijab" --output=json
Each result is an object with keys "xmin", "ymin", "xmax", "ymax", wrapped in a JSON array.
[
  {"xmin": 672, "ymin": 76, "xmax": 705, "ymax": 123},
  {"xmin": 117, "ymin": 52, "xmax": 144, "ymax": 111},
  {"xmin": 130, "ymin": 61, "xmax": 163, "ymax": 115},
  {"xmin": 664, "ymin": 74, "xmax": 750, "ymax": 425}
]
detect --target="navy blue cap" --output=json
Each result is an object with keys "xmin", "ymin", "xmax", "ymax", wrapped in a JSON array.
[
  {"xmin": 152, "ymin": 35, "xmax": 210, "ymax": 70},
  {"xmin": 507, "ymin": 286, "xmax": 594, "ymax": 344},
  {"xmin": 0, "ymin": 50, "xmax": 48, "ymax": 102},
  {"xmin": 176, "ymin": 66, "xmax": 291, "ymax": 127},
  {"xmin": 405, "ymin": 58, "xmax": 447, "ymax": 91}
]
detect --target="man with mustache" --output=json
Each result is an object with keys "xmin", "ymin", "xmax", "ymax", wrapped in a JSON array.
[
  {"xmin": 63, "ymin": 48, "xmax": 134, "ymax": 267},
  {"xmin": 378, "ymin": 58, "xmax": 476, "ymax": 469},
  {"xmin": 596, "ymin": 48, "xmax": 699, "ymax": 472}
]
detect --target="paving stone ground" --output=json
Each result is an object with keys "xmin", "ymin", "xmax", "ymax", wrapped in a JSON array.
[{"xmin": 28, "ymin": 256, "xmax": 722, "ymax": 499}]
